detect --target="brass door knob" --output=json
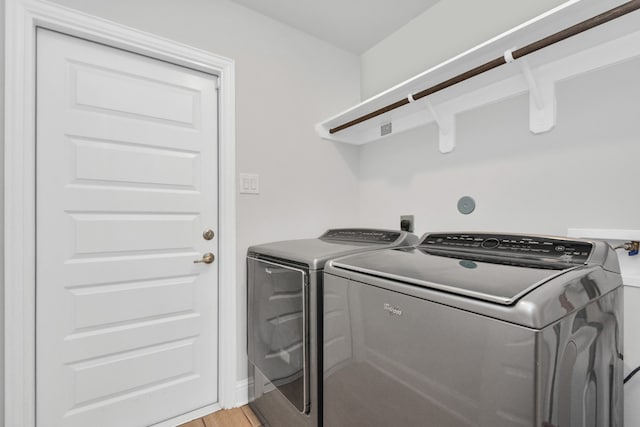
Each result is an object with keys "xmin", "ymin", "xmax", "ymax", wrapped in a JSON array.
[{"xmin": 194, "ymin": 252, "xmax": 215, "ymax": 264}]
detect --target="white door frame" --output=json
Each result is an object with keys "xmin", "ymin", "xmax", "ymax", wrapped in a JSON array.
[{"xmin": 4, "ymin": 1, "xmax": 238, "ymax": 426}]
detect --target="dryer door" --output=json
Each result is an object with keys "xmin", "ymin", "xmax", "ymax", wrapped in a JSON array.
[{"xmin": 247, "ymin": 257, "xmax": 309, "ymax": 413}]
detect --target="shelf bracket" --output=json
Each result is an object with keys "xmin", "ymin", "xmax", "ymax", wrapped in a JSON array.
[
  {"xmin": 424, "ymin": 100, "xmax": 456, "ymax": 153},
  {"xmin": 504, "ymin": 49, "xmax": 556, "ymax": 134}
]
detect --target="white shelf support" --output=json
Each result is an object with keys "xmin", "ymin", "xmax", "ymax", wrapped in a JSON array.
[
  {"xmin": 505, "ymin": 49, "xmax": 557, "ymax": 134},
  {"xmin": 519, "ymin": 59, "xmax": 544, "ymax": 109},
  {"xmin": 528, "ymin": 77, "xmax": 556, "ymax": 134},
  {"xmin": 520, "ymin": 58, "xmax": 556, "ymax": 134},
  {"xmin": 426, "ymin": 101, "xmax": 456, "ymax": 153}
]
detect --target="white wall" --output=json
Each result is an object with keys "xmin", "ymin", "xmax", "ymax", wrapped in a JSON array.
[
  {"xmin": 44, "ymin": 0, "xmax": 362, "ymax": 385},
  {"xmin": 360, "ymin": 0, "xmax": 565, "ymax": 99},
  {"xmin": 359, "ymin": 59, "xmax": 640, "ymax": 234}
]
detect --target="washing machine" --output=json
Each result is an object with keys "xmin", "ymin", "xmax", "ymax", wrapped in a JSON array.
[
  {"xmin": 323, "ymin": 232, "xmax": 623, "ymax": 427},
  {"xmin": 247, "ymin": 228, "xmax": 418, "ymax": 427}
]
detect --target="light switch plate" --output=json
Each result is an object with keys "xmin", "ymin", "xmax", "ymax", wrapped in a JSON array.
[{"xmin": 240, "ymin": 173, "xmax": 259, "ymax": 194}]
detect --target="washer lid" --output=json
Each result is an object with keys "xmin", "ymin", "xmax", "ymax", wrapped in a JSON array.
[{"xmin": 331, "ymin": 247, "xmax": 580, "ymax": 305}]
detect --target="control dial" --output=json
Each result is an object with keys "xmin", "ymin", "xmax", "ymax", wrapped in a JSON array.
[{"xmin": 481, "ymin": 238, "xmax": 500, "ymax": 249}]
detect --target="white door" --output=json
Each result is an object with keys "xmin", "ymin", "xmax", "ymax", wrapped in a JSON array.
[{"xmin": 36, "ymin": 29, "xmax": 219, "ymax": 427}]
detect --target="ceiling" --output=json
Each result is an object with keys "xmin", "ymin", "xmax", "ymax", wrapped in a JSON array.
[{"xmin": 228, "ymin": 0, "xmax": 441, "ymax": 54}]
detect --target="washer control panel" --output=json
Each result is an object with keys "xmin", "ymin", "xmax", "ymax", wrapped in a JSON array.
[
  {"xmin": 421, "ymin": 233, "xmax": 593, "ymax": 264},
  {"xmin": 322, "ymin": 229, "xmax": 401, "ymax": 243}
]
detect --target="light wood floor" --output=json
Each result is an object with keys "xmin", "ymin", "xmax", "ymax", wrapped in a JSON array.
[{"xmin": 179, "ymin": 406, "xmax": 262, "ymax": 427}]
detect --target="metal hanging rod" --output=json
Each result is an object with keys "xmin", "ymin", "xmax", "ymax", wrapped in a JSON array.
[{"xmin": 329, "ymin": 0, "xmax": 640, "ymax": 135}]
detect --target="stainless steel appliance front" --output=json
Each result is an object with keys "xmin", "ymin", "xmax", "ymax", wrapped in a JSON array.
[
  {"xmin": 323, "ymin": 232, "xmax": 623, "ymax": 427},
  {"xmin": 247, "ymin": 257, "xmax": 309, "ymax": 413},
  {"xmin": 246, "ymin": 228, "xmax": 418, "ymax": 427}
]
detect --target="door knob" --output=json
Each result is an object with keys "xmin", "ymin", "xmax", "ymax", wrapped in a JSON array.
[{"xmin": 194, "ymin": 252, "xmax": 215, "ymax": 264}]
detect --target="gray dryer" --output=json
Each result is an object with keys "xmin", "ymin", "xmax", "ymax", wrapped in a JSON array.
[
  {"xmin": 323, "ymin": 232, "xmax": 623, "ymax": 427},
  {"xmin": 247, "ymin": 228, "xmax": 417, "ymax": 427}
]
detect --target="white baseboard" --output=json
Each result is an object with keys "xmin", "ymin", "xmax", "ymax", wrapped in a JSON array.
[{"xmin": 235, "ymin": 378, "xmax": 250, "ymax": 407}]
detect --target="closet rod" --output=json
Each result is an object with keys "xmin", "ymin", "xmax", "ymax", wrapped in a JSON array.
[{"xmin": 329, "ymin": 0, "xmax": 640, "ymax": 135}]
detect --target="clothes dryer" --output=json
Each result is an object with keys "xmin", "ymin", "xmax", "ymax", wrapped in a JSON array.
[
  {"xmin": 247, "ymin": 228, "xmax": 417, "ymax": 427},
  {"xmin": 323, "ymin": 232, "xmax": 623, "ymax": 427}
]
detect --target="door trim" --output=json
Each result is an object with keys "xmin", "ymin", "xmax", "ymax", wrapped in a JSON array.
[{"xmin": 4, "ymin": 1, "xmax": 238, "ymax": 426}]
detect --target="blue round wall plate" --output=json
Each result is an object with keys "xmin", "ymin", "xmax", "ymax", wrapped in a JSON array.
[{"xmin": 457, "ymin": 196, "xmax": 476, "ymax": 215}]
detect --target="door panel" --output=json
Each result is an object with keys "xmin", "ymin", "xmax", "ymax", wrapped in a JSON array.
[
  {"xmin": 72, "ymin": 64, "xmax": 200, "ymax": 125},
  {"xmin": 36, "ymin": 29, "xmax": 219, "ymax": 427},
  {"xmin": 71, "ymin": 137, "xmax": 199, "ymax": 188}
]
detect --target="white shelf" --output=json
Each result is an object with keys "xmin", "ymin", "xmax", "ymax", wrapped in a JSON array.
[{"xmin": 316, "ymin": 0, "xmax": 640, "ymax": 153}]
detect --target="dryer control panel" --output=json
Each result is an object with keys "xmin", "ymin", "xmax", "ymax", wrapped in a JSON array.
[
  {"xmin": 321, "ymin": 229, "xmax": 402, "ymax": 243},
  {"xmin": 421, "ymin": 233, "xmax": 593, "ymax": 264}
]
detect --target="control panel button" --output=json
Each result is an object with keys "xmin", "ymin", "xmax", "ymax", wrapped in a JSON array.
[{"xmin": 481, "ymin": 238, "xmax": 500, "ymax": 249}]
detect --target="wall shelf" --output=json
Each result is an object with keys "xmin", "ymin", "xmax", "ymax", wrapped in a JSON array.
[{"xmin": 316, "ymin": 0, "xmax": 640, "ymax": 153}]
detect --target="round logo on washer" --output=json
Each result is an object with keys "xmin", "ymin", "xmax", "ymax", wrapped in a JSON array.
[{"xmin": 459, "ymin": 260, "xmax": 478, "ymax": 269}]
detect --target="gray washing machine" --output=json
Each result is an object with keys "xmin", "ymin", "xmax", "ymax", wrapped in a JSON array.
[
  {"xmin": 247, "ymin": 228, "xmax": 418, "ymax": 427},
  {"xmin": 323, "ymin": 232, "xmax": 623, "ymax": 427}
]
